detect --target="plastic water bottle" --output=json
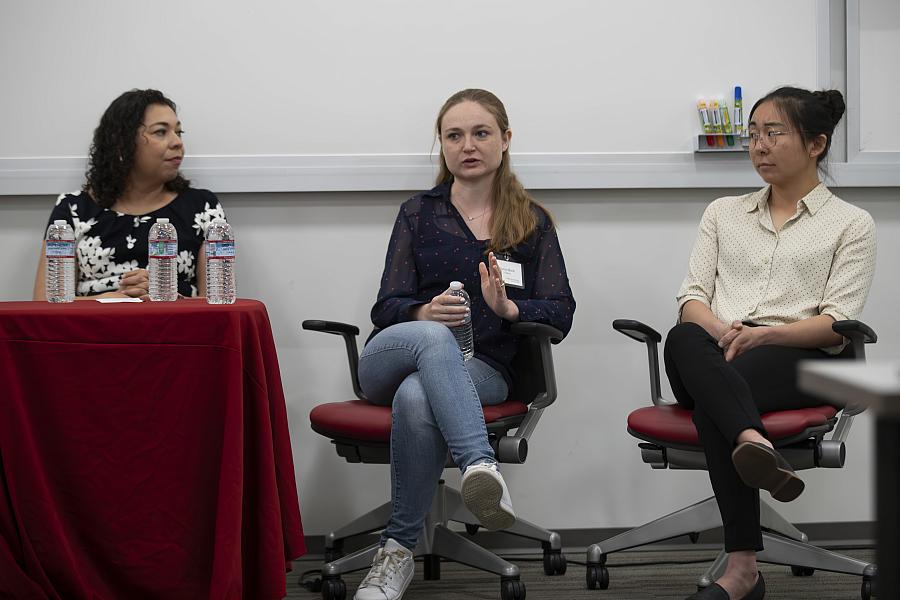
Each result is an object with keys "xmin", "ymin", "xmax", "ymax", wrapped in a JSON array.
[
  {"xmin": 45, "ymin": 219, "xmax": 75, "ymax": 303},
  {"xmin": 148, "ymin": 218, "xmax": 178, "ymax": 301},
  {"xmin": 447, "ymin": 281, "xmax": 473, "ymax": 360},
  {"xmin": 205, "ymin": 218, "xmax": 236, "ymax": 304}
]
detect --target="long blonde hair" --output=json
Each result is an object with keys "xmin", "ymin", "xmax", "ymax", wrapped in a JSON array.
[{"xmin": 435, "ymin": 89, "xmax": 551, "ymax": 251}]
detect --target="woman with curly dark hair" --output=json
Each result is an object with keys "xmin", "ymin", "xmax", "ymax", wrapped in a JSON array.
[{"xmin": 33, "ymin": 89, "xmax": 225, "ymax": 300}]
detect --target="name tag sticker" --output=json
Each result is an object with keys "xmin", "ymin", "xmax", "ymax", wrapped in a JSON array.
[{"xmin": 496, "ymin": 258, "xmax": 524, "ymax": 289}]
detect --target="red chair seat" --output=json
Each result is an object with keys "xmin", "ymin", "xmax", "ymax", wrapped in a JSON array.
[
  {"xmin": 627, "ymin": 404, "xmax": 839, "ymax": 446},
  {"xmin": 310, "ymin": 399, "xmax": 529, "ymax": 442}
]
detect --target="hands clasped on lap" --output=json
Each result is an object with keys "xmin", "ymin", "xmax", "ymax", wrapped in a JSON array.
[{"xmin": 717, "ymin": 320, "xmax": 766, "ymax": 362}]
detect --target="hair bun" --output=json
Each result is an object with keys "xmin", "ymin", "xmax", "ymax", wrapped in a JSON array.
[{"xmin": 815, "ymin": 89, "xmax": 846, "ymax": 127}]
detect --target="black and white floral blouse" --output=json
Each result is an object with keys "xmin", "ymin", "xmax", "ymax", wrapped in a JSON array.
[{"xmin": 45, "ymin": 188, "xmax": 226, "ymax": 297}]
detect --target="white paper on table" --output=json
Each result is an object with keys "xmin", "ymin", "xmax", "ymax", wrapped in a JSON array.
[{"xmin": 95, "ymin": 298, "xmax": 143, "ymax": 303}]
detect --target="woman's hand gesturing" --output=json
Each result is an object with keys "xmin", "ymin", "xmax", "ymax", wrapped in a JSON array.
[{"xmin": 479, "ymin": 252, "xmax": 519, "ymax": 321}]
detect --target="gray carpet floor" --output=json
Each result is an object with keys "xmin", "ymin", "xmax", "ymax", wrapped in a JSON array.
[{"xmin": 287, "ymin": 547, "xmax": 875, "ymax": 599}]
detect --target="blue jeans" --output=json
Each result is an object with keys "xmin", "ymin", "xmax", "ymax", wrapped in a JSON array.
[{"xmin": 358, "ymin": 321, "xmax": 509, "ymax": 550}]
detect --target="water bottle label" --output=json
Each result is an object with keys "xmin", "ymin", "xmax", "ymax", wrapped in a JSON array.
[
  {"xmin": 149, "ymin": 240, "xmax": 177, "ymax": 258},
  {"xmin": 206, "ymin": 240, "xmax": 235, "ymax": 259},
  {"xmin": 46, "ymin": 240, "xmax": 75, "ymax": 258}
]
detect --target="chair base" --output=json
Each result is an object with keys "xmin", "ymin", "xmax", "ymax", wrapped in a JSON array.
[
  {"xmin": 318, "ymin": 480, "xmax": 564, "ymax": 598},
  {"xmin": 586, "ymin": 495, "xmax": 876, "ymax": 592}
]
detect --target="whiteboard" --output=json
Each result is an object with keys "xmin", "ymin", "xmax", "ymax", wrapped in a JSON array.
[
  {"xmin": 2, "ymin": 0, "xmax": 893, "ymax": 192},
  {"xmin": 858, "ymin": 0, "xmax": 900, "ymax": 153}
]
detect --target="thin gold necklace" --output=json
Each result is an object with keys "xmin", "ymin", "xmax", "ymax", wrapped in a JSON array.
[{"xmin": 455, "ymin": 201, "xmax": 490, "ymax": 221}]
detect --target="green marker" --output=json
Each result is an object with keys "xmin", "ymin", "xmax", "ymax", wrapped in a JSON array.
[{"xmin": 719, "ymin": 97, "xmax": 734, "ymax": 146}]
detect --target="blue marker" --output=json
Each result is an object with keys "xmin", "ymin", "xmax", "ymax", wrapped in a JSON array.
[{"xmin": 734, "ymin": 86, "xmax": 744, "ymax": 138}]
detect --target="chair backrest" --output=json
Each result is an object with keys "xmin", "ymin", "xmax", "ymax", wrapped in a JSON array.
[{"xmin": 509, "ymin": 333, "xmax": 548, "ymax": 406}]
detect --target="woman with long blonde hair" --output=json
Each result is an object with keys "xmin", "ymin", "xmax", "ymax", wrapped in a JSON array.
[{"xmin": 352, "ymin": 89, "xmax": 576, "ymax": 600}]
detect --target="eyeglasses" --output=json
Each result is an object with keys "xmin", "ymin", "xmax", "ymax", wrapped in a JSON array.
[{"xmin": 747, "ymin": 129, "xmax": 798, "ymax": 147}]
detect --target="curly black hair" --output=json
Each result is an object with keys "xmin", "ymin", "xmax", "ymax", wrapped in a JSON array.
[{"xmin": 84, "ymin": 89, "xmax": 190, "ymax": 208}]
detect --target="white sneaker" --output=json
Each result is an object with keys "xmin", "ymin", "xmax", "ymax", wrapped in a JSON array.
[
  {"xmin": 354, "ymin": 539, "xmax": 414, "ymax": 600},
  {"xmin": 460, "ymin": 461, "xmax": 516, "ymax": 531}
]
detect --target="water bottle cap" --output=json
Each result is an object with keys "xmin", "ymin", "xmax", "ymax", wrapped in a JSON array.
[
  {"xmin": 449, "ymin": 281, "xmax": 463, "ymax": 291},
  {"xmin": 156, "ymin": 218, "xmax": 170, "ymax": 224},
  {"xmin": 53, "ymin": 220, "xmax": 67, "ymax": 226}
]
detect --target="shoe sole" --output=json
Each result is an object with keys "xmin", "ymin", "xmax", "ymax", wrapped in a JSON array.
[
  {"xmin": 732, "ymin": 443, "xmax": 805, "ymax": 502},
  {"xmin": 354, "ymin": 577, "xmax": 412, "ymax": 600},
  {"xmin": 354, "ymin": 562, "xmax": 413, "ymax": 600},
  {"xmin": 461, "ymin": 471, "xmax": 515, "ymax": 531}
]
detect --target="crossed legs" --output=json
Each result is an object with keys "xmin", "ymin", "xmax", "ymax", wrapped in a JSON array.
[
  {"xmin": 358, "ymin": 321, "xmax": 508, "ymax": 549},
  {"xmin": 664, "ymin": 322, "xmax": 835, "ymax": 598}
]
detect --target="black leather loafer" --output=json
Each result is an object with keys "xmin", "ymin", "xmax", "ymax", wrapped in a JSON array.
[
  {"xmin": 732, "ymin": 441, "xmax": 804, "ymax": 502},
  {"xmin": 685, "ymin": 572, "xmax": 765, "ymax": 599}
]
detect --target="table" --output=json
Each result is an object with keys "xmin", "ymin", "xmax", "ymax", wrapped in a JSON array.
[
  {"xmin": 0, "ymin": 299, "xmax": 305, "ymax": 599},
  {"xmin": 799, "ymin": 360, "xmax": 900, "ymax": 600}
]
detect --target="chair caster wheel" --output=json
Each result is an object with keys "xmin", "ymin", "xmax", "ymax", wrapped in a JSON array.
[
  {"xmin": 465, "ymin": 523, "xmax": 480, "ymax": 535},
  {"xmin": 321, "ymin": 576, "xmax": 346, "ymax": 600},
  {"xmin": 586, "ymin": 563, "xmax": 609, "ymax": 590},
  {"xmin": 500, "ymin": 577, "xmax": 526, "ymax": 600},
  {"xmin": 543, "ymin": 549, "xmax": 567, "ymax": 575},
  {"xmin": 791, "ymin": 565, "xmax": 815, "ymax": 577},
  {"xmin": 299, "ymin": 575, "xmax": 323, "ymax": 592}
]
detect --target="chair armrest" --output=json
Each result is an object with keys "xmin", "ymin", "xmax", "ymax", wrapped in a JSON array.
[
  {"xmin": 510, "ymin": 322, "xmax": 564, "ymax": 343},
  {"xmin": 613, "ymin": 319, "xmax": 668, "ymax": 406},
  {"xmin": 509, "ymin": 322, "xmax": 562, "ymax": 411},
  {"xmin": 612, "ymin": 319, "xmax": 663, "ymax": 344},
  {"xmin": 829, "ymin": 320, "xmax": 878, "ymax": 421},
  {"xmin": 833, "ymin": 320, "xmax": 877, "ymax": 361},
  {"xmin": 302, "ymin": 320, "xmax": 360, "ymax": 337},
  {"xmin": 301, "ymin": 319, "xmax": 365, "ymax": 400}
]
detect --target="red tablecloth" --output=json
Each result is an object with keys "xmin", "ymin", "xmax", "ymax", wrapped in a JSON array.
[{"xmin": 0, "ymin": 299, "xmax": 305, "ymax": 599}]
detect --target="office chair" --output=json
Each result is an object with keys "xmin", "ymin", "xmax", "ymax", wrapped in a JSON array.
[
  {"xmin": 302, "ymin": 319, "xmax": 568, "ymax": 600},
  {"xmin": 586, "ymin": 319, "xmax": 878, "ymax": 600}
]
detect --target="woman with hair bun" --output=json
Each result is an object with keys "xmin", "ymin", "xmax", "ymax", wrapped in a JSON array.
[
  {"xmin": 33, "ymin": 89, "xmax": 224, "ymax": 300},
  {"xmin": 666, "ymin": 87, "xmax": 876, "ymax": 599}
]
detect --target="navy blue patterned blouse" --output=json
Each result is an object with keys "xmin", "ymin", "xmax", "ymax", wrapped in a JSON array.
[{"xmin": 371, "ymin": 182, "xmax": 576, "ymax": 386}]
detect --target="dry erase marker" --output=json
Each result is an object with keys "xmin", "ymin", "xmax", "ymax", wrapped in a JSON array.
[
  {"xmin": 697, "ymin": 99, "xmax": 715, "ymax": 147},
  {"xmin": 710, "ymin": 99, "xmax": 725, "ymax": 146},
  {"xmin": 719, "ymin": 97, "xmax": 734, "ymax": 146},
  {"xmin": 734, "ymin": 86, "xmax": 744, "ymax": 137}
]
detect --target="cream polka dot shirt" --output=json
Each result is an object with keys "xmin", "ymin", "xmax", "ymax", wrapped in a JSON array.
[{"xmin": 677, "ymin": 184, "xmax": 876, "ymax": 352}]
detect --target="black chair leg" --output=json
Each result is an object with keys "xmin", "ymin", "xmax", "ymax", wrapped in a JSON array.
[{"xmin": 423, "ymin": 554, "xmax": 441, "ymax": 580}]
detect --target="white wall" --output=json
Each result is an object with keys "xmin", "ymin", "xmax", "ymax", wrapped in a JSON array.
[{"xmin": 3, "ymin": 186, "xmax": 898, "ymax": 534}]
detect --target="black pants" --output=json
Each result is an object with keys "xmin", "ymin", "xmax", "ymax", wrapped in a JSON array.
[{"xmin": 663, "ymin": 322, "xmax": 838, "ymax": 552}]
